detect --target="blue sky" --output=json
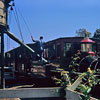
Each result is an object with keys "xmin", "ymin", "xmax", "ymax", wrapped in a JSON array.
[{"xmin": 5, "ymin": 0, "xmax": 100, "ymax": 51}]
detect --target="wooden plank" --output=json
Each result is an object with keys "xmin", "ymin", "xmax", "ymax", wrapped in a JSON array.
[
  {"xmin": 68, "ymin": 73, "xmax": 85, "ymax": 91},
  {"xmin": 0, "ymin": 87, "xmax": 61, "ymax": 99},
  {"xmin": 90, "ymin": 97, "xmax": 98, "ymax": 100},
  {"xmin": 66, "ymin": 89, "xmax": 98, "ymax": 100},
  {"xmin": 66, "ymin": 89, "xmax": 80, "ymax": 100},
  {"xmin": 68, "ymin": 77, "xmax": 82, "ymax": 91},
  {"xmin": 0, "ymin": 98, "xmax": 20, "ymax": 100},
  {"xmin": 0, "ymin": 87, "xmax": 98, "ymax": 100},
  {"xmin": 21, "ymin": 98, "xmax": 64, "ymax": 100}
]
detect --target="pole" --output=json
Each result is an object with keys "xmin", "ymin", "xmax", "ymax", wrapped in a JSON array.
[
  {"xmin": 0, "ymin": 0, "xmax": 13, "ymax": 89},
  {"xmin": 1, "ymin": 29, "xmax": 5, "ymax": 89}
]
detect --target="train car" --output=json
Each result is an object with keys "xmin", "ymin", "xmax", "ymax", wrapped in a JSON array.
[{"xmin": 44, "ymin": 37, "xmax": 100, "ymax": 72}]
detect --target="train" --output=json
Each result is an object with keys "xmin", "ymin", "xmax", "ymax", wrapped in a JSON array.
[
  {"xmin": 5, "ymin": 37, "xmax": 100, "ymax": 79},
  {"xmin": 44, "ymin": 37, "xmax": 100, "ymax": 72}
]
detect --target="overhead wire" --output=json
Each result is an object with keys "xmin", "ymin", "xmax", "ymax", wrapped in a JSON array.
[
  {"xmin": 17, "ymin": 8, "xmax": 32, "ymax": 37},
  {"xmin": 13, "ymin": 4, "xmax": 24, "ymax": 42},
  {"xmin": 7, "ymin": 6, "xmax": 13, "ymax": 51},
  {"xmin": 6, "ymin": 1, "xmax": 25, "ymax": 51},
  {"xmin": 8, "ymin": 9, "xmax": 12, "ymax": 25},
  {"xmin": 8, "ymin": 1, "xmax": 33, "ymax": 44}
]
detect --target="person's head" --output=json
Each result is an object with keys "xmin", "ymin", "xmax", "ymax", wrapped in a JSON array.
[
  {"xmin": 40, "ymin": 36, "xmax": 43, "ymax": 40},
  {"xmin": 77, "ymin": 50, "xmax": 80, "ymax": 54}
]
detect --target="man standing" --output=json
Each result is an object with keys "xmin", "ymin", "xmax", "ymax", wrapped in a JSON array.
[{"xmin": 31, "ymin": 36, "xmax": 44, "ymax": 61}]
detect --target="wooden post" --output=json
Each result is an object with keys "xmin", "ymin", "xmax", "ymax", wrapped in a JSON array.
[
  {"xmin": 0, "ymin": 0, "xmax": 13, "ymax": 89},
  {"xmin": 66, "ymin": 89, "xmax": 81, "ymax": 100},
  {"xmin": 66, "ymin": 89, "xmax": 98, "ymax": 100},
  {"xmin": 0, "ymin": 30, "xmax": 5, "ymax": 89}
]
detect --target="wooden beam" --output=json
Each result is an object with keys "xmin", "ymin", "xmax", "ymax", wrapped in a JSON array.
[
  {"xmin": 68, "ymin": 73, "xmax": 85, "ymax": 91},
  {"xmin": 66, "ymin": 89, "xmax": 80, "ymax": 100},
  {"xmin": 0, "ymin": 98, "xmax": 20, "ymax": 100},
  {"xmin": 0, "ymin": 87, "xmax": 61, "ymax": 99},
  {"xmin": 66, "ymin": 89, "xmax": 98, "ymax": 100},
  {"xmin": 0, "ymin": 87, "xmax": 98, "ymax": 100}
]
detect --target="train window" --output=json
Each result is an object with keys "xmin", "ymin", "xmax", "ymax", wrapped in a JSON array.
[
  {"xmin": 64, "ymin": 43, "xmax": 71, "ymax": 56},
  {"xmin": 53, "ymin": 44, "xmax": 56, "ymax": 50},
  {"xmin": 19, "ymin": 54, "xmax": 22, "ymax": 58},
  {"xmin": 22, "ymin": 64, "xmax": 24, "ymax": 71},
  {"xmin": 7, "ymin": 53, "xmax": 11, "ymax": 58},
  {"xmin": 92, "ymin": 44, "xmax": 96, "ymax": 52},
  {"xmin": 44, "ymin": 48, "xmax": 48, "ymax": 58}
]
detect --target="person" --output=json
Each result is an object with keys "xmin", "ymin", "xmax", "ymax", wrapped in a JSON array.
[{"xmin": 31, "ymin": 35, "xmax": 44, "ymax": 61}]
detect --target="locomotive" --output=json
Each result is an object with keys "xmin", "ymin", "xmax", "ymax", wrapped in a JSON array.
[{"xmin": 78, "ymin": 37, "xmax": 100, "ymax": 72}]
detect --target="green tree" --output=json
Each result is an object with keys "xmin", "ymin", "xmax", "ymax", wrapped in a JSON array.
[
  {"xmin": 93, "ymin": 29, "xmax": 100, "ymax": 39},
  {"xmin": 76, "ymin": 28, "xmax": 91, "ymax": 38}
]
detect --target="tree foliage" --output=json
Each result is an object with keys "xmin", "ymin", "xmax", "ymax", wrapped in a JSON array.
[
  {"xmin": 93, "ymin": 28, "xmax": 100, "ymax": 39},
  {"xmin": 76, "ymin": 28, "xmax": 91, "ymax": 38}
]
